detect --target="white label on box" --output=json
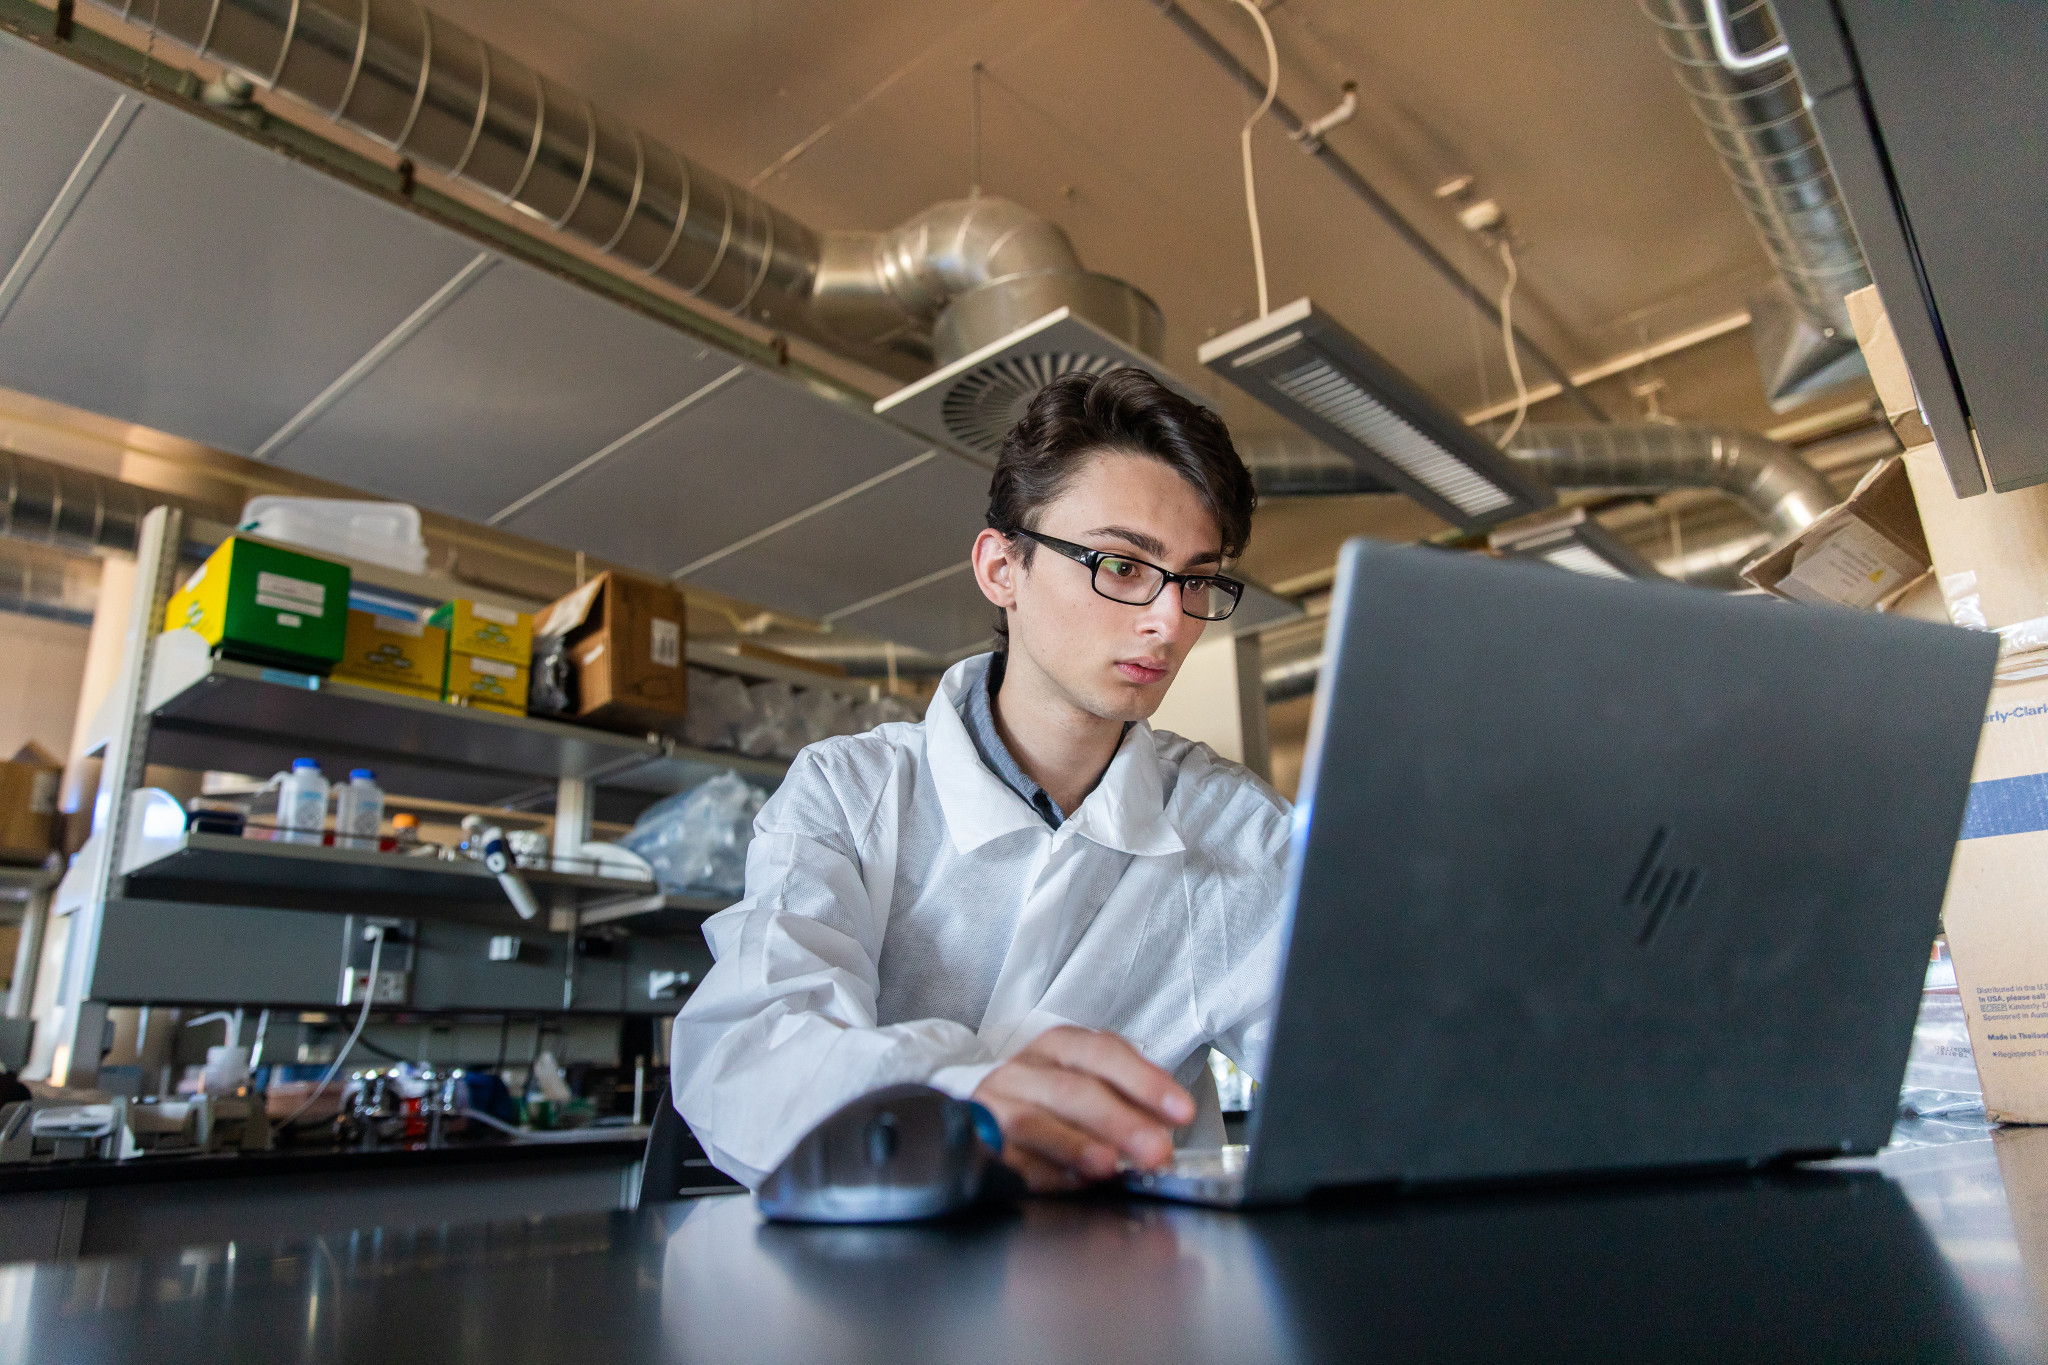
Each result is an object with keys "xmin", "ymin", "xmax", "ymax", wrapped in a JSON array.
[
  {"xmin": 470, "ymin": 602, "xmax": 520, "ymax": 626},
  {"xmin": 467, "ymin": 657, "xmax": 518, "ymax": 679},
  {"xmin": 373, "ymin": 615, "xmax": 425, "ymax": 637},
  {"xmin": 276, "ymin": 612, "xmax": 303, "ymax": 628},
  {"xmin": 29, "ymin": 770, "xmax": 57, "ymax": 815},
  {"xmin": 651, "ymin": 618, "xmax": 680, "ymax": 668},
  {"xmin": 1777, "ymin": 519, "xmax": 1924, "ymax": 609},
  {"xmin": 256, "ymin": 572, "xmax": 326, "ymax": 616}
]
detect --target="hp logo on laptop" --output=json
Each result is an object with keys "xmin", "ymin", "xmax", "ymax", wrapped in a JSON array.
[{"xmin": 1624, "ymin": 827, "xmax": 1703, "ymax": 946}]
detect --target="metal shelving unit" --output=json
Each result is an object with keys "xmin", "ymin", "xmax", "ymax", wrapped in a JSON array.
[
  {"xmin": 135, "ymin": 641, "xmax": 789, "ymax": 811},
  {"xmin": 44, "ymin": 506, "xmax": 780, "ymax": 1081}
]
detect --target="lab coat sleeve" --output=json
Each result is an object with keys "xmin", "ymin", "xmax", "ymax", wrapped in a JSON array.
[
  {"xmin": 669, "ymin": 746, "xmax": 995, "ymax": 1188},
  {"xmin": 1181, "ymin": 757, "xmax": 1295, "ymax": 1083}
]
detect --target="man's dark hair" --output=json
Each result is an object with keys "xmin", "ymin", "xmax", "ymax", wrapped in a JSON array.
[{"xmin": 984, "ymin": 368, "xmax": 1255, "ymax": 648}]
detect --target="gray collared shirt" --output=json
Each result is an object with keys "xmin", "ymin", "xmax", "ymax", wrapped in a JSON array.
[{"xmin": 957, "ymin": 653, "xmax": 1068, "ymax": 828}]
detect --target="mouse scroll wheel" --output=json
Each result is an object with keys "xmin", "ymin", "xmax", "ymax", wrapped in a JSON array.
[{"xmin": 865, "ymin": 1112, "xmax": 900, "ymax": 1167}]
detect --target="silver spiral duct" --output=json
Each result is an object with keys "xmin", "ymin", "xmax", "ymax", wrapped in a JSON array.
[
  {"xmin": 91, "ymin": 0, "xmax": 1153, "ymax": 370},
  {"xmin": 2, "ymin": 449, "xmax": 155, "ymax": 557},
  {"xmin": 1504, "ymin": 424, "xmax": 1836, "ymax": 542},
  {"xmin": 1640, "ymin": 0, "xmax": 1872, "ymax": 408}
]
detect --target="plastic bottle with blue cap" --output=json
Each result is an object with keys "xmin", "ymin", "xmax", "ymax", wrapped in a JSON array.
[
  {"xmin": 277, "ymin": 758, "xmax": 329, "ymax": 845},
  {"xmin": 336, "ymin": 769, "xmax": 384, "ymax": 851}
]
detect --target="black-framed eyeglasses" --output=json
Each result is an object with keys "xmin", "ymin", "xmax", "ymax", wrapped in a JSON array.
[{"xmin": 1006, "ymin": 528, "xmax": 1245, "ymax": 621}]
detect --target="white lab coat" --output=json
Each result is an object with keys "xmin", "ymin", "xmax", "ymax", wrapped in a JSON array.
[{"xmin": 669, "ymin": 654, "xmax": 1293, "ymax": 1187}]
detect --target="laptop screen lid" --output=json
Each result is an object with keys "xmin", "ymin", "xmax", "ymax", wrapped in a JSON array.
[{"xmin": 1243, "ymin": 540, "xmax": 1996, "ymax": 1203}]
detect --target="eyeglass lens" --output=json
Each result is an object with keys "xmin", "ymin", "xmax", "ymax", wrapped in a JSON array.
[{"xmin": 1092, "ymin": 556, "xmax": 1236, "ymax": 620}]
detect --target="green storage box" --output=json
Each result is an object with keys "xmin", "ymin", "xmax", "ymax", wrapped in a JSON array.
[{"xmin": 164, "ymin": 537, "xmax": 351, "ymax": 672}]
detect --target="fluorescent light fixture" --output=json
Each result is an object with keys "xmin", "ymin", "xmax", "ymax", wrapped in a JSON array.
[
  {"xmin": 1487, "ymin": 507, "xmax": 1658, "ymax": 581},
  {"xmin": 1198, "ymin": 298, "xmax": 1555, "ymax": 530}
]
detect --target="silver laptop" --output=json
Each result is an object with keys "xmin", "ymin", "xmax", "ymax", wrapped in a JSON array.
[{"xmin": 1128, "ymin": 539, "xmax": 1996, "ymax": 1207}]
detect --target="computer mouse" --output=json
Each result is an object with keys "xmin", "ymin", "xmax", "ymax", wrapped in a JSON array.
[{"xmin": 756, "ymin": 1083, "xmax": 1024, "ymax": 1223}]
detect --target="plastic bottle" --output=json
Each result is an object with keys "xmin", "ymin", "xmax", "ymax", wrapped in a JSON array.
[
  {"xmin": 277, "ymin": 759, "xmax": 330, "ymax": 844},
  {"xmin": 335, "ymin": 769, "xmax": 384, "ymax": 850}
]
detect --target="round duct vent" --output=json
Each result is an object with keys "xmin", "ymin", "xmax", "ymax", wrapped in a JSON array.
[{"xmin": 939, "ymin": 352, "xmax": 1125, "ymax": 458}]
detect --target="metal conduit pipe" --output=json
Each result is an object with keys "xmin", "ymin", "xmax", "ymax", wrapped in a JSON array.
[
  {"xmin": 88, "ymin": 0, "xmax": 1150, "ymax": 369},
  {"xmin": 1639, "ymin": 0, "xmax": 1872, "ymax": 407},
  {"xmin": 1504, "ymin": 424, "xmax": 1836, "ymax": 542},
  {"xmin": 1, "ymin": 449, "xmax": 154, "ymax": 557}
]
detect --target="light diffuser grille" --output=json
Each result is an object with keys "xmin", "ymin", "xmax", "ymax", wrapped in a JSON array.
[
  {"xmin": 1541, "ymin": 543, "xmax": 1633, "ymax": 580},
  {"xmin": 1270, "ymin": 355, "xmax": 1514, "ymax": 518}
]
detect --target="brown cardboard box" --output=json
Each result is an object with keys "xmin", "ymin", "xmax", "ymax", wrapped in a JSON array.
[
  {"xmin": 0, "ymin": 742, "xmax": 61, "ymax": 864},
  {"xmin": 1855, "ymin": 287, "xmax": 2048, "ymax": 1120},
  {"xmin": 1944, "ymin": 673, "xmax": 2048, "ymax": 1122},
  {"xmin": 533, "ymin": 572, "xmax": 688, "ymax": 733},
  {"xmin": 1740, "ymin": 457, "xmax": 1931, "ymax": 609},
  {"xmin": 1846, "ymin": 284, "xmax": 1934, "ymax": 450}
]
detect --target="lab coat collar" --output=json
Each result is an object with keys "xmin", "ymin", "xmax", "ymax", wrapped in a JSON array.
[{"xmin": 925, "ymin": 655, "xmax": 1185, "ymax": 859}]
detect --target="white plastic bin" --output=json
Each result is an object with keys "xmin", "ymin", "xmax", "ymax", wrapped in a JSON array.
[{"xmin": 240, "ymin": 496, "xmax": 429, "ymax": 574}]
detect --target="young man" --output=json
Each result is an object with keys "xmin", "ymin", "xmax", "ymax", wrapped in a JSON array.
[{"xmin": 671, "ymin": 368, "xmax": 1291, "ymax": 1191}]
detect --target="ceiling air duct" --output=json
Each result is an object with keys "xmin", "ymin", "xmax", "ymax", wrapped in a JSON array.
[
  {"xmin": 1640, "ymin": 0, "xmax": 1873, "ymax": 409},
  {"xmin": 81, "ymin": 0, "xmax": 1159, "ymax": 391}
]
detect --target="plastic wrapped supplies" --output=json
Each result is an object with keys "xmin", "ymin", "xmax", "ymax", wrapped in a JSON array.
[
  {"xmin": 854, "ymin": 694, "xmax": 920, "ymax": 731},
  {"xmin": 619, "ymin": 772, "xmax": 767, "ymax": 898},
  {"xmin": 684, "ymin": 668, "xmax": 754, "ymax": 751},
  {"xmin": 679, "ymin": 667, "xmax": 919, "ymax": 757},
  {"xmin": 736, "ymin": 682, "xmax": 807, "ymax": 759}
]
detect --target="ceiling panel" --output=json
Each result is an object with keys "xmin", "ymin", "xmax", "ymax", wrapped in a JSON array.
[
  {"xmin": 684, "ymin": 449, "xmax": 989, "ymax": 620},
  {"xmin": 827, "ymin": 564, "xmax": 993, "ymax": 658},
  {"xmin": 265, "ymin": 259, "xmax": 742, "ymax": 524},
  {"xmin": 0, "ymin": 79, "xmax": 480, "ymax": 454},
  {"xmin": 500, "ymin": 368, "xmax": 933, "ymax": 579},
  {"xmin": 0, "ymin": 35, "xmax": 125, "ymax": 274}
]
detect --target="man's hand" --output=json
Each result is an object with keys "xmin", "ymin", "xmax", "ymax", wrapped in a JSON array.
[{"xmin": 972, "ymin": 1026, "xmax": 1194, "ymax": 1192}]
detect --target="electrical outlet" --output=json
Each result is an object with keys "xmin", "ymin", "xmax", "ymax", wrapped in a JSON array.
[{"xmin": 339, "ymin": 968, "xmax": 409, "ymax": 1007}]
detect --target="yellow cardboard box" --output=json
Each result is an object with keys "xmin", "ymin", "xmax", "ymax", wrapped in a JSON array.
[
  {"xmin": 445, "ymin": 652, "xmax": 529, "ymax": 715},
  {"xmin": 430, "ymin": 600, "xmax": 532, "ymax": 667},
  {"xmin": 334, "ymin": 610, "xmax": 448, "ymax": 693}
]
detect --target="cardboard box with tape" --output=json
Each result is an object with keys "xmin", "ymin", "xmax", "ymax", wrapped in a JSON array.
[
  {"xmin": 531, "ymin": 572, "xmax": 688, "ymax": 733},
  {"xmin": 1851, "ymin": 284, "xmax": 2048, "ymax": 1121}
]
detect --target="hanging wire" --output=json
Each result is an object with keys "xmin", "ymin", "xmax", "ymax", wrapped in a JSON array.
[
  {"xmin": 969, "ymin": 61, "xmax": 985, "ymax": 196},
  {"xmin": 1495, "ymin": 239, "xmax": 1532, "ymax": 447},
  {"xmin": 1226, "ymin": 0, "xmax": 1280, "ymax": 317}
]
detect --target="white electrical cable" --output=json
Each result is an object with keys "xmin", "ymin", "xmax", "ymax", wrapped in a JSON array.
[
  {"xmin": 278, "ymin": 928, "xmax": 384, "ymax": 1130},
  {"xmin": 1227, "ymin": 0, "xmax": 1280, "ymax": 318},
  {"xmin": 1496, "ymin": 239, "xmax": 1532, "ymax": 448}
]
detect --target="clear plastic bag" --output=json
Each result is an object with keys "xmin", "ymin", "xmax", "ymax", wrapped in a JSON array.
[
  {"xmin": 618, "ymin": 771, "xmax": 767, "ymax": 897},
  {"xmin": 684, "ymin": 668, "xmax": 753, "ymax": 751}
]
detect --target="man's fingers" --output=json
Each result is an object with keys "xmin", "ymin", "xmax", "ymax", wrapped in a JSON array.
[
  {"xmin": 995, "ymin": 1063, "xmax": 1175, "ymax": 1171},
  {"xmin": 1029, "ymin": 1027, "xmax": 1195, "ymax": 1126},
  {"xmin": 1003, "ymin": 1105, "xmax": 1121, "ymax": 1181},
  {"xmin": 1004, "ymin": 1145, "xmax": 1084, "ymax": 1194}
]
